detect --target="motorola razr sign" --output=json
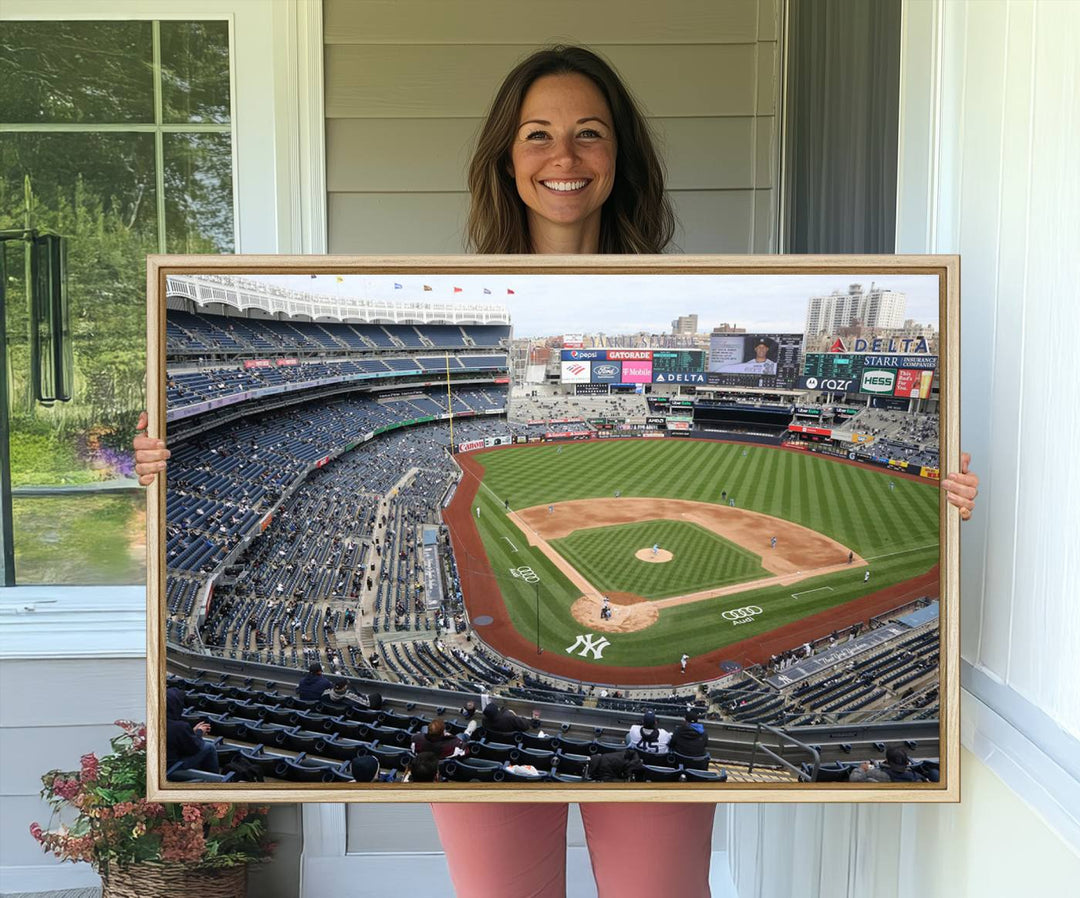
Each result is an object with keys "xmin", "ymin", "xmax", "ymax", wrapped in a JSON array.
[{"xmin": 860, "ymin": 369, "xmax": 897, "ymax": 394}]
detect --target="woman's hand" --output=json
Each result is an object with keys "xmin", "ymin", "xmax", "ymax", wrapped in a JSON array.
[
  {"xmin": 133, "ymin": 411, "xmax": 170, "ymax": 486},
  {"xmin": 941, "ymin": 451, "xmax": 979, "ymax": 521}
]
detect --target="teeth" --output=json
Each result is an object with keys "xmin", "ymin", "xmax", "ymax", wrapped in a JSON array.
[{"xmin": 543, "ymin": 180, "xmax": 588, "ymax": 192}]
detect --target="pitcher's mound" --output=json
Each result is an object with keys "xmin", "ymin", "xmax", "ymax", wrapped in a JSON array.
[{"xmin": 635, "ymin": 548, "xmax": 673, "ymax": 563}]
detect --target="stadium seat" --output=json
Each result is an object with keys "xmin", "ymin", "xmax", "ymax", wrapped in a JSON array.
[
  {"xmin": 318, "ymin": 735, "xmax": 370, "ymax": 762},
  {"xmin": 553, "ymin": 752, "xmax": 590, "ymax": 776},
  {"xmin": 682, "ymin": 768, "xmax": 727, "ymax": 783},
  {"xmin": 553, "ymin": 735, "xmax": 593, "ymax": 754},
  {"xmin": 166, "ymin": 763, "xmax": 236, "ymax": 783},
  {"xmin": 280, "ymin": 728, "xmax": 328, "ymax": 755},
  {"xmin": 498, "ymin": 766, "xmax": 548, "ymax": 782},
  {"xmin": 441, "ymin": 757, "xmax": 502, "ymax": 783},
  {"xmin": 469, "ymin": 741, "xmax": 516, "ymax": 763},
  {"xmin": 275, "ymin": 757, "xmax": 341, "ymax": 783},
  {"xmin": 808, "ymin": 762, "xmax": 852, "ymax": 782},
  {"xmin": 593, "ymin": 740, "xmax": 628, "ymax": 755},
  {"xmin": 238, "ymin": 747, "xmax": 291, "ymax": 780},
  {"xmin": 671, "ymin": 751, "xmax": 710, "ymax": 771},
  {"xmin": 639, "ymin": 765, "xmax": 683, "ymax": 783},
  {"xmin": 509, "ymin": 747, "xmax": 555, "ymax": 771},
  {"xmin": 367, "ymin": 743, "xmax": 414, "ymax": 770},
  {"xmin": 517, "ymin": 731, "xmax": 557, "ymax": 751}
]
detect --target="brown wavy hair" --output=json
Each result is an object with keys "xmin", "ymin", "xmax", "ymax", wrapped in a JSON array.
[{"xmin": 466, "ymin": 46, "xmax": 675, "ymax": 254}]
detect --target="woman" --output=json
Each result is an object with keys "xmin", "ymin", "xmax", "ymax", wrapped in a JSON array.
[{"xmin": 136, "ymin": 45, "xmax": 979, "ymax": 897}]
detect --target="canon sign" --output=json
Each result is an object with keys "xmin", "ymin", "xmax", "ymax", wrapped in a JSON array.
[{"xmin": 861, "ymin": 370, "xmax": 896, "ymax": 393}]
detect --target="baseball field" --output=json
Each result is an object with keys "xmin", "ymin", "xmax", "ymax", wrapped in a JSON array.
[{"xmin": 445, "ymin": 439, "xmax": 939, "ymax": 682}]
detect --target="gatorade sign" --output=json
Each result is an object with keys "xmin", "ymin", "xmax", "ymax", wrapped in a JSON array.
[{"xmin": 861, "ymin": 370, "xmax": 896, "ymax": 394}]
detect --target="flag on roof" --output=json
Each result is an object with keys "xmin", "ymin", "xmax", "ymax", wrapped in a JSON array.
[
  {"xmin": 453, "ymin": 287, "xmax": 463, "ymax": 293},
  {"xmin": 423, "ymin": 285, "xmax": 432, "ymax": 291},
  {"xmin": 507, "ymin": 288, "xmax": 515, "ymax": 295},
  {"xmin": 335, "ymin": 276, "xmax": 344, "ymax": 283},
  {"xmin": 483, "ymin": 288, "xmax": 491, "ymax": 294},
  {"xmin": 394, "ymin": 283, "xmax": 403, "ymax": 289}
]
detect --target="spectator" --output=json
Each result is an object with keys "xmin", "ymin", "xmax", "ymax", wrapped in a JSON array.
[
  {"xmin": 296, "ymin": 662, "xmax": 333, "ymax": 701},
  {"xmin": 350, "ymin": 755, "xmax": 380, "ymax": 783},
  {"xmin": 165, "ymin": 688, "xmax": 219, "ymax": 776},
  {"xmin": 586, "ymin": 748, "xmax": 645, "ymax": 782},
  {"xmin": 412, "ymin": 718, "xmax": 468, "ymax": 759},
  {"xmin": 322, "ymin": 678, "xmax": 367, "ymax": 707},
  {"xmin": 669, "ymin": 708, "xmax": 709, "ymax": 757},
  {"xmin": 625, "ymin": 710, "xmax": 671, "ymax": 754},
  {"xmin": 850, "ymin": 746, "xmax": 926, "ymax": 783},
  {"xmin": 481, "ymin": 701, "xmax": 539, "ymax": 735},
  {"xmin": 404, "ymin": 751, "xmax": 441, "ymax": 783}
]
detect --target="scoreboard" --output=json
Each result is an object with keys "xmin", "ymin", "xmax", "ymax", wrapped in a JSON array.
[
  {"xmin": 651, "ymin": 350, "xmax": 704, "ymax": 374},
  {"xmin": 799, "ymin": 353, "xmax": 938, "ymax": 397}
]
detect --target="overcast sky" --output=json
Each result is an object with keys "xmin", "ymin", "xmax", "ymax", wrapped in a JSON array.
[{"xmin": 248, "ymin": 272, "xmax": 941, "ymax": 338}]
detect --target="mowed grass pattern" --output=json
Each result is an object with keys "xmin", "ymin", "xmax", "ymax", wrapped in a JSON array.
[
  {"xmin": 467, "ymin": 440, "xmax": 939, "ymax": 668},
  {"xmin": 551, "ymin": 520, "xmax": 768, "ymax": 599}
]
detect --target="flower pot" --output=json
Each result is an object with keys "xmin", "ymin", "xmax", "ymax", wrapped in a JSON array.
[{"xmin": 101, "ymin": 861, "xmax": 247, "ymax": 898}]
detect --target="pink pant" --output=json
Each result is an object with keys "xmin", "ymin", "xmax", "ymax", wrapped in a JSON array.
[{"xmin": 431, "ymin": 802, "xmax": 715, "ymax": 898}]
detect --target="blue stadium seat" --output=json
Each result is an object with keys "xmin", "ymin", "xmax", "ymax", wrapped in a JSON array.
[{"xmin": 441, "ymin": 757, "xmax": 501, "ymax": 782}]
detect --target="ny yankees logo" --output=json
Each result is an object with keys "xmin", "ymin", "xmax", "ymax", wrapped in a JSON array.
[{"xmin": 566, "ymin": 633, "xmax": 611, "ymax": 659}]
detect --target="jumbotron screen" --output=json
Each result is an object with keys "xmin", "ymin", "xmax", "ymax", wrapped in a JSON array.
[{"xmin": 706, "ymin": 333, "xmax": 803, "ymax": 388}]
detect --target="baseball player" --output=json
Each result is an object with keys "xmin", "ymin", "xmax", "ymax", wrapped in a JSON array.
[
  {"xmin": 864, "ymin": 569, "xmax": 870, "ymax": 583},
  {"xmin": 680, "ymin": 653, "xmax": 689, "ymax": 674},
  {"xmin": 652, "ymin": 543, "xmax": 659, "ymax": 557},
  {"xmin": 770, "ymin": 536, "xmax": 777, "ymax": 549}
]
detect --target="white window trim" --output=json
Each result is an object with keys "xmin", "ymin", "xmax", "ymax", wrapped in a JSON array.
[
  {"xmin": 896, "ymin": 0, "xmax": 1080, "ymax": 852},
  {"xmin": 1, "ymin": 0, "xmax": 326, "ymax": 255}
]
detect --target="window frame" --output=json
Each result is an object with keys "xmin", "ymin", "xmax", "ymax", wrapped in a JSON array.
[{"xmin": 0, "ymin": 1, "xmax": 325, "ymax": 599}]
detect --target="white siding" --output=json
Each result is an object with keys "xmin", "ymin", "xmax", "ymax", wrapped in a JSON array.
[{"xmin": 323, "ymin": 0, "xmax": 782, "ymax": 254}]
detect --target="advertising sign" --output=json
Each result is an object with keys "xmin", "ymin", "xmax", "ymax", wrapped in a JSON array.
[
  {"xmin": 590, "ymin": 361, "xmax": 622, "ymax": 383},
  {"xmin": 621, "ymin": 361, "xmax": 653, "ymax": 383},
  {"xmin": 860, "ymin": 370, "xmax": 897, "ymax": 394},
  {"xmin": 797, "ymin": 375, "xmax": 855, "ymax": 392},
  {"xmin": 560, "ymin": 360, "xmax": 590, "ymax": 383},
  {"xmin": 653, "ymin": 371, "xmax": 706, "ymax": 384}
]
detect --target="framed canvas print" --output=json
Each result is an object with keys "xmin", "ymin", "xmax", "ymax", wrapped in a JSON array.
[{"xmin": 146, "ymin": 254, "xmax": 960, "ymax": 803}]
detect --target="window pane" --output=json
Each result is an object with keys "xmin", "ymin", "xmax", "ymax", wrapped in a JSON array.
[
  {"xmin": 2, "ymin": 132, "xmax": 154, "ymax": 584},
  {"xmin": 12, "ymin": 494, "xmax": 145, "ymax": 585},
  {"xmin": 160, "ymin": 21, "xmax": 232, "ymax": 124},
  {"xmin": 0, "ymin": 21, "xmax": 154, "ymax": 124},
  {"xmin": 164, "ymin": 133, "xmax": 235, "ymax": 252}
]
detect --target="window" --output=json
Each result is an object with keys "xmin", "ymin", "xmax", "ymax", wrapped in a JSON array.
[{"xmin": 0, "ymin": 19, "xmax": 234, "ymax": 584}]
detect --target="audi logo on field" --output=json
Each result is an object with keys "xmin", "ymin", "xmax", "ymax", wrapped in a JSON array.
[{"xmin": 722, "ymin": 605, "xmax": 763, "ymax": 626}]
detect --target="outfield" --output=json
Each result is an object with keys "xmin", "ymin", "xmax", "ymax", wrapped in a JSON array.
[{"xmin": 451, "ymin": 438, "xmax": 939, "ymax": 674}]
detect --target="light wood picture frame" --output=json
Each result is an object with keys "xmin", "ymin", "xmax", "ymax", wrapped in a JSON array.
[{"xmin": 146, "ymin": 254, "xmax": 960, "ymax": 804}]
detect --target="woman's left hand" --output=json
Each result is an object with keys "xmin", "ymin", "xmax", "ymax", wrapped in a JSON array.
[{"xmin": 941, "ymin": 451, "xmax": 979, "ymax": 521}]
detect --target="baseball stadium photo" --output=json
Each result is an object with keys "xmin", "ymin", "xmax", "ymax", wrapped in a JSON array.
[{"xmin": 155, "ymin": 263, "xmax": 952, "ymax": 797}]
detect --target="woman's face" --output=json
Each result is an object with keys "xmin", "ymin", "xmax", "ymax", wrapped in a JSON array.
[{"xmin": 509, "ymin": 73, "xmax": 616, "ymax": 248}]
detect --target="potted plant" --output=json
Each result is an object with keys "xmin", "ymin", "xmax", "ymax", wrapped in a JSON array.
[{"xmin": 30, "ymin": 720, "xmax": 274, "ymax": 898}]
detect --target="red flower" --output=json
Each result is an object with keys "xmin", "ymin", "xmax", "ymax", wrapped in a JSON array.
[
  {"xmin": 29, "ymin": 822, "xmax": 43, "ymax": 842},
  {"xmin": 80, "ymin": 753, "xmax": 100, "ymax": 782}
]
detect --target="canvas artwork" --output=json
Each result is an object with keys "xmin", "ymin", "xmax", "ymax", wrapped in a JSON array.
[{"xmin": 146, "ymin": 255, "xmax": 959, "ymax": 802}]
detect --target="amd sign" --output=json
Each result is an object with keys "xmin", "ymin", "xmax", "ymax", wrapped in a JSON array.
[{"xmin": 861, "ymin": 370, "xmax": 897, "ymax": 394}]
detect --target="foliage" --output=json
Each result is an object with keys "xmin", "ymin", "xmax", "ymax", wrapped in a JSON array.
[{"xmin": 30, "ymin": 721, "xmax": 274, "ymax": 874}]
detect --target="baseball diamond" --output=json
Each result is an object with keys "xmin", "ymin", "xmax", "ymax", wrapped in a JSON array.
[{"xmin": 444, "ymin": 438, "xmax": 939, "ymax": 684}]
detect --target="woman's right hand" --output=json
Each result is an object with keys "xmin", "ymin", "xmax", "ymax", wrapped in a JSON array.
[{"xmin": 133, "ymin": 411, "xmax": 170, "ymax": 486}]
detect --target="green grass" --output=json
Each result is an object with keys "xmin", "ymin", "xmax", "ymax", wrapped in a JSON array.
[
  {"xmin": 468, "ymin": 440, "xmax": 939, "ymax": 668},
  {"xmin": 551, "ymin": 520, "xmax": 768, "ymax": 599}
]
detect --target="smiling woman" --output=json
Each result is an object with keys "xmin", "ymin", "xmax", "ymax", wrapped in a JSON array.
[{"xmin": 465, "ymin": 45, "xmax": 674, "ymax": 255}]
